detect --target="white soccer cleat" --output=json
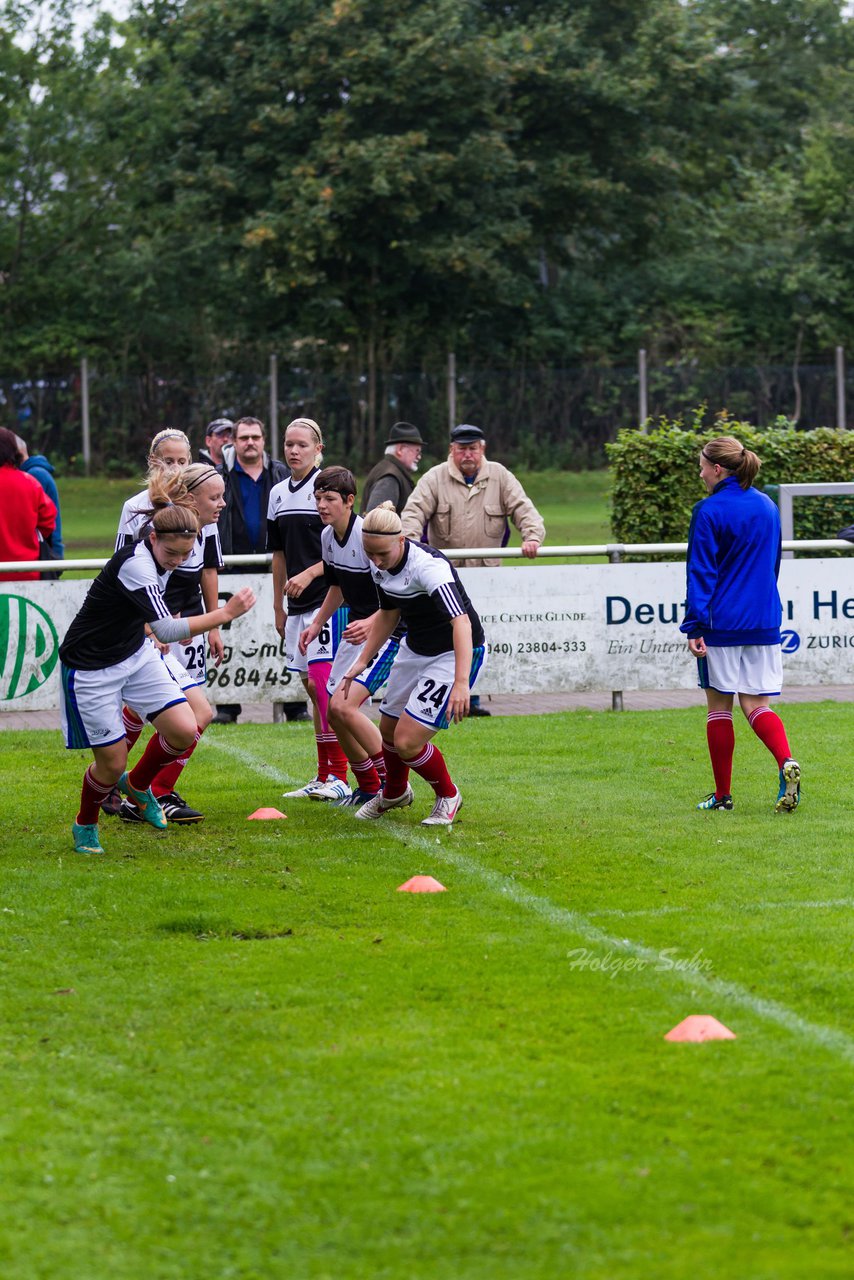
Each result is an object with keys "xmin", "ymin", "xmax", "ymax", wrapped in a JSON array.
[
  {"xmin": 282, "ymin": 777, "xmax": 327, "ymax": 799},
  {"xmin": 310, "ymin": 776, "xmax": 352, "ymax": 802},
  {"xmin": 354, "ymin": 784, "xmax": 414, "ymax": 820},
  {"xmin": 421, "ymin": 788, "xmax": 462, "ymax": 826}
]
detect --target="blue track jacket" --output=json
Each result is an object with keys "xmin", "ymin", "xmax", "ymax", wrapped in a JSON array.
[{"xmin": 680, "ymin": 476, "xmax": 782, "ymax": 647}]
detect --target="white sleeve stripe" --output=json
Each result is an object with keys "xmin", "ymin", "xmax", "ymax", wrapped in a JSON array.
[
  {"xmin": 145, "ymin": 583, "xmax": 172, "ymax": 618},
  {"xmin": 437, "ymin": 582, "xmax": 465, "ymax": 617}
]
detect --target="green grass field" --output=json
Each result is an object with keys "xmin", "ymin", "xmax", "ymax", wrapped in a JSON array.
[{"xmin": 1, "ymin": 706, "xmax": 851, "ymax": 1279}]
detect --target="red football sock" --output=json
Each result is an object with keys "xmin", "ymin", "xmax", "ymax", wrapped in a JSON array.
[
  {"xmin": 123, "ymin": 706, "xmax": 144, "ymax": 751},
  {"xmin": 747, "ymin": 706, "xmax": 791, "ymax": 768},
  {"xmin": 706, "ymin": 711, "xmax": 735, "ymax": 799},
  {"xmin": 371, "ymin": 753, "xmax": 387, "ymax": 783},
  {"xmin": 152, "ymin": 728, "xmax": 202, "ymax": 798},
  {"xmin": 77, "ymin": 766, "xmax": 115, "ymax": 825},
  {"xmin": 382, "ymin": 738, "xmax": 410, "ymax": 798},
  {"xmin": 129, "ymin": 732, "xmax": 185, "ymax": 792},
  {"xmin": 315, "ymin": 735, "xmax": 329, "ymax": 782},
  {"xmin": 405, "ymin": 741, "xmax": 455, "ymax": 798},
  {"xmin": 352, "ymin": 757, "xmax": 382, "ymax": 795}
]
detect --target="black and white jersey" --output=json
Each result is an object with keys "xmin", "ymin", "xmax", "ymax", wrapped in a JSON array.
[
  {"xmin": 371, "ymin": 540, "xmax": 485, "ymax": 656},
  {"xmin": 60, "ymin": 541, "xmax": 175, "ymax": 670},
  {"xmin": 266, "ymin": 468, "xmax": 326, "ymax": 615},
  {"xmin": 321, "ymin": 513, "xmax": 383, "ymax": 621},
  {"xmin": 115, "ymin": 493, "xmax": 223, "ymax": 617}
]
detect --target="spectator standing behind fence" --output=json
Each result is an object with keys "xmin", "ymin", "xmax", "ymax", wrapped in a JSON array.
[
  {"xmin": 16, "ymin": 436, "xmax": 64, "ymax": 562},
  {"xmin": 0, "ymin": 427, "xmax": 57, "ymax": 582},
  {"xmin": 214, "ymin": 416, "xmax": 309, "ymax": 724},
  {"xmin": 361, "ymin": 421, "xmax": 426, "ymax": 515},
  {"xmin": 400, "ymin": 422, "xmax": 545, "ymax": 715},
  {"xmin": 198, "ymin": 418, "xmax": 234, "ymax": 469}
]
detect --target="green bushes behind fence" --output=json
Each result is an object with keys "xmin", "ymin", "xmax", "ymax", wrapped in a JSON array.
[{"xmin": 607, "ymin": 412, "xmax": 854, "ymax": 550}]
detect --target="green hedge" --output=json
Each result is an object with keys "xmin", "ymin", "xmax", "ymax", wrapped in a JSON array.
[{"xmin": 606, "ymin": 412, "xmax": 854, "ymax": 549}]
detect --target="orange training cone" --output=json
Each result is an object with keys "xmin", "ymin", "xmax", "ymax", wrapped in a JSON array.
[
  {"xmin": 248, "ymin": 807, "xmax": 287, "ymax": 820},
  {"xmin": 397, "ymin": 875, "xmax": 446, "ymax": 893},
  {"xmin": 664, "ymin": 1015, "xmax": 736, "ymax": 1042}
]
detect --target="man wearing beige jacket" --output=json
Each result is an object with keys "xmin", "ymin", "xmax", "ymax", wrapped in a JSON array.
[
  {"xmin": 401, "ymin": 423, "xmax": 545, "ymax": 568},
  {"xmin": 400, "ymin": 422, "xmax": 545, "ymax": 714}
]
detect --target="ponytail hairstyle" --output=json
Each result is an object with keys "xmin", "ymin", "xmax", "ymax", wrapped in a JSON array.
[
  {"xmin": 362, "ymin": 501, "xmax": 403, "ymax": 536},
  {"xmin": 701, "ymin": 435, "xmax": 761, "ymax": 490},
  {"xmin": 148, "ymin": 428, "xmax": 192, "ymax": 465},
  {"xmin": 134, "ymin": 465, "xmax": 200, "ymax": 533}
]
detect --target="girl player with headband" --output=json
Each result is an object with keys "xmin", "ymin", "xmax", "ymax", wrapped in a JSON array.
[
  {"xmin": 268, "ymin": 418, "xmax": 350, "ymax": 799},
  {"xmin": 298, "ymin": 467, "xmax": 400, "ymax": 807},
  {"xmin": 341, "ymin": 501, "xmax": 486, "ymax": 825},
  {"xmin": 59, "ymin": 501, "xmax": 255, "ymax": 856},
  {"xmin": 113, "ymin": 462, "xmax": 227, "ymax": 823}
]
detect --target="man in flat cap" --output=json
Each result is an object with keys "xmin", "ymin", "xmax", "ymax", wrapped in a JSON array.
[
  {"xmin": 198, "ymin": 417, "xmax": 235, "ymax": 469},
  {"xmin": 400, "ymin": 423, "xmax": 545, "ymax": 714},
  {"xmin": 401, "ymin": 423, "xmax": 544, "ymax": 570},
  {"xmin": 361, "ymin": 421, "xmax": 426, "ymax": 515}
]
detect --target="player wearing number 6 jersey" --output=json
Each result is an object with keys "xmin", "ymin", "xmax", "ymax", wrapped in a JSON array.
[
  {"xmin": 340, "ymin": 502, "xmax": 486, "ymax": 826},
  {"xmin": 59, "ymin": 500, "xmax": 255, "ymax": 856},
  {"xmin": 267, "ymin": 418, "xmax": 350, "ymax": 798},
  {"xmin": 299, "ymin": 468, "xmax": 401, "ymax": 806},
  {"xmin": 112, "ymin": 461, "xmax": 227, "ymax": 824}
]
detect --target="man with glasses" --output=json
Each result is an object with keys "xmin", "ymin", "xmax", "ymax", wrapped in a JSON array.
[{"xmin": 400, "ymin": 423, "xmax": 545, "ymax": 715}]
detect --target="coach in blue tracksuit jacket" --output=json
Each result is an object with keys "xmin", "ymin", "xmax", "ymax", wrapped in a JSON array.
[{"xmin": 679, "ymin": 435, "xmax": 799, "ymax": 815}]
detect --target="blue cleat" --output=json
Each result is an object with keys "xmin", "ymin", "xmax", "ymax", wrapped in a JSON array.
[
  {"xmin": 697, "ymin": 793, "xmax": 733, "ymax": 811},
  {"xmin": 72, "ymin": 822, "xmax": 105, "ymax": 855},
  {"xmin": 775, "ymin": 759, "xmax": 801, "ymax": 813},
  {"xmin": 117, "ymin": 771, "xmax": 167, "ymax": 830}
]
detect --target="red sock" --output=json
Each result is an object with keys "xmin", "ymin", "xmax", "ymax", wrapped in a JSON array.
[
  {"xmin": 352, "ymin": 757, "xmax": 382, "ymax": 795},
  {"xmin": 315, "ymin": 735, "xmax": 329, "ymax": 782},
  {"xmin": 129, "ymin": 732, "xmax": 185, "ymax": 792},
  {"xmin": 706, "ymin": 711, "xmax": 734, "ymax": 799},
  {"xmin": 123, "ymin": 706, "xmax": 144, "ymax": 751},
  {"xmin": 77, "ymin": 766, "xmax": 115, "ymax": 825},
  {"xmin": 382, "ymin": 738, "xmax": 410, "ymax": 798},
  {"xmin": 406, "ymin": 742, "xmax": 455, "ymax": 798},
  {"xmin": 747, "ymin": 706, "xmax": 791, "ymax": 768},
  {"xmin": 326, "ymin": 739, "xmax": 349, "ymax": 784},
  {"xmin": 152, "ymin": 728, "xmax": 201, "ymax": 798},
  {"xmin": 371, "ymin": 753, "xmax": 387, "ymax": 783}
]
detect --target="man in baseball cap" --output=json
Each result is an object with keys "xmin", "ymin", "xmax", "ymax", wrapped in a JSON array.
[
  {"xmin": 361, "ymin": 420, "xmax": 427, "ymax": 514},
  {"xmin": 198, "ymin": 417, "xmax": 234, "ymax": 468}
]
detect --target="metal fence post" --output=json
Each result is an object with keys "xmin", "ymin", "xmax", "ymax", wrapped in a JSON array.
[
  {"xmin": 447, "ymin": 351, "xmax": 457, "ymax": 429},
  {"xmin": 638, "ymin": 348, "xmax": 648, "ymax": 432},
  {"xmin": 80, "ymin": 356, "xmax": 91, "ymax": 475},
  {"xmin": 836, "ymin": 346, "xmax": 846, "ymax": 431},
  {"xmin": 609, "ymin": 546, "xmax": 624, "ymax": 710},
  {"xmin": 269, "ymin": 353, "xmax": 279, "ymax": 459}
]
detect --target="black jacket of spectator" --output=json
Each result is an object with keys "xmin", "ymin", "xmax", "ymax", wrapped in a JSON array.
[{"xmin": 218, "ymin": 451, "xmax": 289, "ymax": 555}]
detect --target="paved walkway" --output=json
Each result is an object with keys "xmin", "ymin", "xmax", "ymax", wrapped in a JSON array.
[{"xmin": 2, "ymin": 684, "xmax": 851, "ymax": 731}]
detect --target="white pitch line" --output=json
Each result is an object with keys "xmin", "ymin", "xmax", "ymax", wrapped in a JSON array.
[
  {"xmin": 210, "ymin": 739, "xmax": 854, "ymax": 1065},
  {"xmin": 589, "ymin": 898, "xmax": 854, "ymax": 920}
]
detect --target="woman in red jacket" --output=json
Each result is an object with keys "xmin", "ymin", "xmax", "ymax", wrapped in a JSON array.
[{"xmin": 0, "ymin": 428, "xmax": 57, "ymax": 582}]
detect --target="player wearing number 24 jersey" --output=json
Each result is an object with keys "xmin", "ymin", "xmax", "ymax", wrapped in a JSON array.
[{"xmin": 340, "ymin": 501, "xmax": 486, "ymax": 827}]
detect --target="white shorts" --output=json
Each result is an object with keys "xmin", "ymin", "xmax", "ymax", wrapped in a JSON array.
[
  {"xmin": 285, "ymin": 606, "xmax": 347, "ymax": 675},
  {"xmin": 60, "ymin": 645, "xmax": 187, "ymax": 750},
  {"xmin": 698, "ymin": 644, "xmax": 783, "ymax": 696},
  {"xmin": 166, "ymin": 632, "xmax": 208, "ymax": 689},
  {"xmin": 380, "ymin": 640, "xmax": 486, "ymax": 730},
  {"xmin": 327, "ymin": 634, "xmax": 399, "ymax": 696}
]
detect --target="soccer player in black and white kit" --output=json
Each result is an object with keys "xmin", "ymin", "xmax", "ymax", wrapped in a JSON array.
[
  {"xmin": 341, "ymin": 502, "xmax": 486, "ymax": 825},
  {"xmin": 299, "ymin": 468, "xmax": 400, "ymax": 806},
  {"xmin": 59, "ymin": 500, "xmax": 255, "ymax": 856},
  {"xmin": 268, "ymin": 418, "xmax": 350, "ymax": 798},
  {"xmin": 114, "ymin": 462, "xmax": 227, "ymax": 823}
]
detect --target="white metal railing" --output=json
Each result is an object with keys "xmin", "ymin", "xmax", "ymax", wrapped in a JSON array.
[{"xmin": 1, "ymin": 539, "xmax": 854, "ymax": 576}]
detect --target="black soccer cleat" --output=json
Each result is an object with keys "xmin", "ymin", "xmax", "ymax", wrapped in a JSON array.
[{"xmin": 158, "ymin": 792, "xmax": 205, "ymax": 824}]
